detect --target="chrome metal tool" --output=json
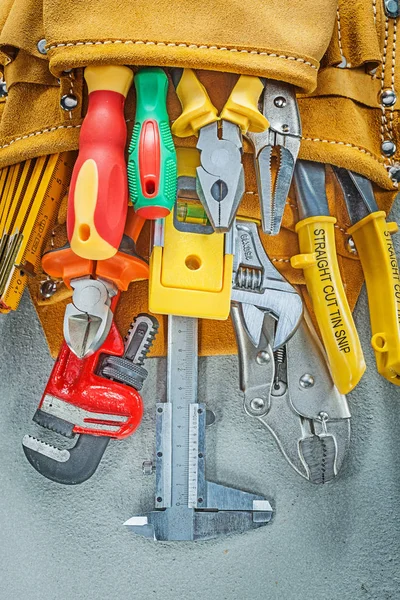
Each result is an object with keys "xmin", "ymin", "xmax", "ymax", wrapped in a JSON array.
[
  {"xmin": 231, "ymin": 220, "xmax": 303, "ymax": 349},
  {"xmin": 247, "ymin": 80, "xmax": 301, "ymax": 235},
  {"xmin": 171, "ymin": 69, "xmax": 269, "ymax": 233},
  {"xmin": 231, "ymin": 305, "xmax": 351, "ymax": 483},
  {"xmin": 64, "ymin": 277, "xmax": 118, "ymax": 358},
  {"xmin": 196, "ymin": 120, "xmax": 245, "ymax": 233},
  {"xmin": 125, "ymin": 315, "xmax": 273, "ymax": 540}
]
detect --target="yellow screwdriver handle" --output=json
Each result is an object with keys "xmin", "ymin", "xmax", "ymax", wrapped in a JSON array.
[
  {"xmin": 220, "ymin": 75, "xmax": 269, "ymax": 134},
  {"xmin": 349, "ymin": 211, "xmax": 400, "ymax": 384},
  {"xmin": 171, "ymin": 69, "xmax": 219, "ymax": 137},
  {"xmin": 291, "ymin": 216, "xmax": 366, "ymax": 394}
]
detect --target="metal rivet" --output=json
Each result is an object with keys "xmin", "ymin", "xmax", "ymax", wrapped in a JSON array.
[
  {"xmin": 319, "ymin": 411, "xmax": 329, "ymax": 421},
  {"xmin": 60, "ymin": 94, "xmax": 78, "ymax": 111},
  {"xmin": 380, "ymin": 89, "xmax": 397, "ymax": 107},
  {"xmin": 384, "ymin": 0, "xmax": 400, "ymax": 18},
  {"xmin": 37, "ymin": 39, "xmax": 48, "ymax": 55},
  {"xmin": 389, "ymin": 164, "xmax": 400, "ymax": 183},
  {"xmin": 346, "ymin": 236, "xmax": 357, "ymax": 255},
  {"xmin": 40, "ymin": 279, "xmax": 57, "ymax": 299},
  {"xmin": 338, "ymin": 55, "xmax": 347, "ymax": 69},
  {"xmin": 250, "ymin": 397, "xmax": 266, "ymax": 411},
  {"xmin": 274, "ymin": 96, "xmax": 287, "ymax": 108},
  {"xmin": 281, "ymin": 124, "xmax": 290, "ymax": 133},
  {"xmin": 0, "ymin": 81, "xmax": 7, "ymax": 98},
  {"xmin": 256, "ymin": 350, "xmax": 270, "ymax": 365},
  {"xmin": 299, "ymin": 374, "xmax": 315, "ymax": 389},
  {"xmin": 381, "ymin": 140, "xmax": 397, "ymax": 157}
]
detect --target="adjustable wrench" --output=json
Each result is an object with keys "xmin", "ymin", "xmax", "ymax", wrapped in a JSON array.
[{"xmin": 231, "ymin": 219, "xmax": 303, "ymax": 349}]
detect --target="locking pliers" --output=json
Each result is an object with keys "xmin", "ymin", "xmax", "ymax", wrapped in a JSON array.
[{"xmin": 231, "ymin": 306, "xmax": 351, "ymax": 483}]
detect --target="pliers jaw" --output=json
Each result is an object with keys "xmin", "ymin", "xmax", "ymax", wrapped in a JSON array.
[
  {"xmin": 196, "ymin": 120, "xmax": 245, "ymax": 233},
  {"xmin": 248, "ymin": 80, "xmax": 301, "ymax": 236},
  {"xmin": 64, "ymin": 277, "xmax": 118, "ymax": 359}
]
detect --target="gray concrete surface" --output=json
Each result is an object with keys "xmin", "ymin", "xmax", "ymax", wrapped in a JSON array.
[{"xmin": 1, "ymin": 215, "xmax": 400, "ymax": 599}]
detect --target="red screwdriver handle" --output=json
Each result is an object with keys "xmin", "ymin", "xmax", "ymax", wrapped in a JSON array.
[{"xmin": 67, "ymin": 65, "xmax": 134, "ymax": 260}]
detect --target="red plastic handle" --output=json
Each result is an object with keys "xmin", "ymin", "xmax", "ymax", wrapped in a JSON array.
[{"xmin": 67, "ymin": 66, "xmax": 133, "ymax": 260}]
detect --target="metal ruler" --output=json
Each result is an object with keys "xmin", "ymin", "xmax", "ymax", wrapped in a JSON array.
[
  {"xmin": 125, "ymin": 314, "xmax": 273, "ymax": 541},
  {"xmin": 0, "ymin": 151, "xmax": 75, "ymax": 312}
]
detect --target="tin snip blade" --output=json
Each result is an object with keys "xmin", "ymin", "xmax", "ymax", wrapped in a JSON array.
[
  {"xmin": 231, "ymin": 306, "xmax": 351, "ymax": 484},
  {"xmin": 247, "ymin": 80, "xmax": 301, "ymax": 235}
]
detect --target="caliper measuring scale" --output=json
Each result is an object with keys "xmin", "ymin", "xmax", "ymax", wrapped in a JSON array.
[{"xmin": 125, "ymin": 315, "xmax": 273, "ymax": 541}]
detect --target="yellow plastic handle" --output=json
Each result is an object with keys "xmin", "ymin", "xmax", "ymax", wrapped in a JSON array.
[
  {"xmin": 171, "ymin": 69, "xmax": 219, "ymax": 137},
  {"xmin": 291, "ymin": 216, "xmax": 366, "ymax": 394},
  {"xmin": 84, "ymin": 65, "xmax": 133, "ymax": 96},
  {"xmin": 349, "ymin": 211, "xmax": 400, "ymax": 384},
  {"xmin": 220, "ymin": 75, "xmax": 269, "ymax": 134}
]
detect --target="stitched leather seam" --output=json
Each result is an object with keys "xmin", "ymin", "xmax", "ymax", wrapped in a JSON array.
[
  {"xmin": 0, "ymin": 124, "xmax": 81, "ymax": 149},
  {"xmin": 389, "ymin": 19, "xmax": 397, "ymax": 134},
  {"xmin": 336, "ymin": 4, "xmax": 346, "ymax": 64},
  {"xmin": 46, "ymin": 40, "xmax": 318, "ymax": 68},
  {"xmin": 301, "ymin": 135, "xmax": 386, "ymax": 163}
]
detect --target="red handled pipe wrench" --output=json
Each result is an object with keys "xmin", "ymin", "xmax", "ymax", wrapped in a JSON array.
[
  {"xmin": 23, "ymin": 211, "xmax": 158, "ymax": 484},
  {"xmin": 22, "ymin": 310, "xmax": 158, "ymax": 484}
]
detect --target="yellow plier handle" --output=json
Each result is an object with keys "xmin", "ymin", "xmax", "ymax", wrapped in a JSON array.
[
  {"xmin": 171, "ymin": 68, "xmax": 269, "ymax": 137},
  {"xmin": 171, "ymin": 69, "xmax": 219, "ymax": 137},
  {"xmin": 349, "ymin": 211, "xmax": 400, "ymax": 384},
  {"xmin": 291, "ymin": 216, "xmax": 366, "ymax": 394}
]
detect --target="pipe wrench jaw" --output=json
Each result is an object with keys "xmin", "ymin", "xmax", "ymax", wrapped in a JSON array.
[
  {"xmin": 231, "ymin": 220, "xmax": 303, "ymax": 349},
  {"xmin": 64, "ymin": 277, "xmax": 118, "ymax": 359},
  {"xmin": 23, "ymin": 314, "xmax": 159, "ymax": 485},
  {"xmin": 196, "ymin": 121, "xmax": 245, "ymax": 233}
]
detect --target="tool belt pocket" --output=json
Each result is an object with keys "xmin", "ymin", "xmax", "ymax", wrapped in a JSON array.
[
  {"xmin": 41, "ymin": 0, "xmax": 336, "ymax": 92},
  {"xmin": 298, "ymin": 0, "xmax": 400, "ymax": 192}
]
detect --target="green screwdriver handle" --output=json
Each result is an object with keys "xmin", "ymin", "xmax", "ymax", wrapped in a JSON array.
[{"xmin": 127, "ymin": 67, "xmax": 177, "ymax": 219}]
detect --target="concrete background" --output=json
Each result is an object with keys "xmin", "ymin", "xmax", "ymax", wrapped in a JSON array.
[{"xmin": 1, "ymin": 207, "xmax": 400, "ymax": 600}]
